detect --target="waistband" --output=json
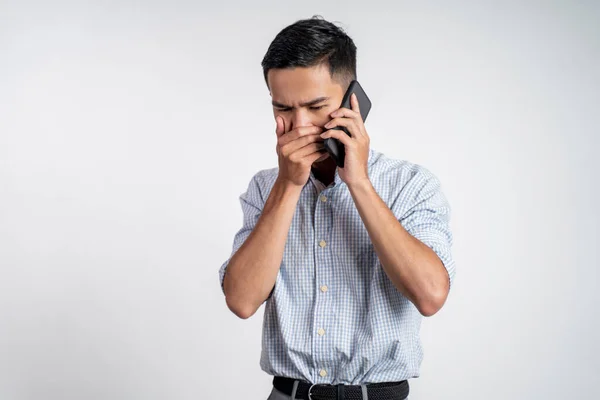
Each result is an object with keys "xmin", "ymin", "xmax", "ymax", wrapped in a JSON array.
[{"xmin": 273, "ymin": 376, "xmax": 409, "ymax": 400}]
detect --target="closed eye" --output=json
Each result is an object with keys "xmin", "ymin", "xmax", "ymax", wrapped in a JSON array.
[{"xmin": 276, "ymin": 105, "xmax": 327, "ymax": 112}]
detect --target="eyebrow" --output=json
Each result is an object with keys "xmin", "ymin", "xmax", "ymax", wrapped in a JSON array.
[{"xmin": 272, "ymin": 96, "xmax": 330, "ymax": 109}]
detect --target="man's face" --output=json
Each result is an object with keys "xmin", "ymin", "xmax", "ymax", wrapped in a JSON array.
[{"xmin": 267, "ymin": 64, "xmax": 345, "ymax": 164}]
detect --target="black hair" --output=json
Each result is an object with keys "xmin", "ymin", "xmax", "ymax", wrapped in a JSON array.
[{"xmin": 261, "ymin": 15, "xmax": 357, "ymax": 90}]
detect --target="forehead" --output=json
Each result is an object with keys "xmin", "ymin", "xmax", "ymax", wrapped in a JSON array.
[{"xmin": 268, "ymin": 64, "xmax": 341, "ymax": 103}]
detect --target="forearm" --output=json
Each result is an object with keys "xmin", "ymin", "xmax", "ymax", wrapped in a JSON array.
[
  {"xmin": 223, "ymin": 177, "xmax": 302, "ymax": 319},
  {"xmin": 348, "ymin": 179, "xmax": 449, "ymax": 316}
]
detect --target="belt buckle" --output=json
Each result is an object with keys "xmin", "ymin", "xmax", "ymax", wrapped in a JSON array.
[{"xmin": 308, "ymin": 383, "xmax": 333, "ymax": 400}]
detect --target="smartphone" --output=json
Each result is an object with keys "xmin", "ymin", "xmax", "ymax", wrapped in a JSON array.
[{"xmin": 323, "ymin": 80, "xmax": 372, "ymax": 168}]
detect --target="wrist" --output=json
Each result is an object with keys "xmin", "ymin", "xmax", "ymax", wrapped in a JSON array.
[
  {"xmin": 347, "ymin": 177, "xmax": 372, "ymax": 193},
  {"xmin": 274, "ymin": 176, "xmax": 304, "ymax": 194}
]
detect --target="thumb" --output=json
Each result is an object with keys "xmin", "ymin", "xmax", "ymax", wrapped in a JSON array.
[{"xmin": 275, "ymin": 116, "xmax": 285, "ymax": 137}]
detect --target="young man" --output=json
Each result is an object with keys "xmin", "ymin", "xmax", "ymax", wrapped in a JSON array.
[{"xmin": 219, "ymin": 16, "xmax": 456, "ymax": 400}]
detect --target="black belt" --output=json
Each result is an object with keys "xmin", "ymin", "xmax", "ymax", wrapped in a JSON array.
[{"xmin": 273, "ymin": 376, "xmax": 409, "ymax": 400}]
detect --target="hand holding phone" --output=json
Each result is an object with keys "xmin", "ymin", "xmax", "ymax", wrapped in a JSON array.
[{"xmin": 323, "ymin": 80, "xmax": 372, "ymax": 168}]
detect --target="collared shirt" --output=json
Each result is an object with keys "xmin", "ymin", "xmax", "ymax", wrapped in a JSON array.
[{"xmin": 219, "ymin": 147, "xmax": 456, "ymax": 384}]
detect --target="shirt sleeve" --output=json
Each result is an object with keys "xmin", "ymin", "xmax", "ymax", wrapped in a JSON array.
[
  {"xmin": 392, "ymin": 166, "xmax": 456, "ymax": 290},
  {"xmin": 218, "ymin": 172, "xmax": 270, "ymax": 297}
]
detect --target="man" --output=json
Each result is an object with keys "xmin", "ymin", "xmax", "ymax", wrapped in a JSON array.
[{"xmin": 219, "ymin": 15, "xmax": 456, "ymax": 400}]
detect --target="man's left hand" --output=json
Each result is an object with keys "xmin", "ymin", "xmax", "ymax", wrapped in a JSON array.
[{"xmin": 321, "ymin": 92, "xmax": 371, "ymax": 188}]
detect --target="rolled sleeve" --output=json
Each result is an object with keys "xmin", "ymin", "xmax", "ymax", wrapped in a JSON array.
[
  {"xmin": 394, "ymin": 166, "xmax": 456, "ymax": 289},
  {"xmin": 219, "ymin": 172, "xmax": 265, "ymax": 295}
]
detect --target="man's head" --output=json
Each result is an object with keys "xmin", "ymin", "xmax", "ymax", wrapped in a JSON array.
[{"xmin": 261, "ymin": 16, "xmax": 357, "ymax": 166}]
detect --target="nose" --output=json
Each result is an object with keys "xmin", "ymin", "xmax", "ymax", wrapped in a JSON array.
[{"xmin": 289, "ymin": 108, "xmax": 313, "ymax": 131}]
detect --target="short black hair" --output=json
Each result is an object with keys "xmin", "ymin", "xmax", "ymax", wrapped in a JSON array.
[{"xmin": 261, "ymin": 15, "xmax": 357, "ymax": 90}]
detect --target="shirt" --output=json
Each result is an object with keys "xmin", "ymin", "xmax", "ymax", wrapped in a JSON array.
[{"xmin": 219, "ymin": 147, "xmax": 456, "ymax": 385}]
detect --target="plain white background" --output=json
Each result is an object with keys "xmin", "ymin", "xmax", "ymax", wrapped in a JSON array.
[{"xmin": 1, "ymin": 1, "xmax": 598, "ymax": 399}]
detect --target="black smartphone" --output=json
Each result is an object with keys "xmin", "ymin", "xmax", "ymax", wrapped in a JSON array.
[{"xmin": 323, "ymin": 80, "xmax": 372, "ymax": 168}]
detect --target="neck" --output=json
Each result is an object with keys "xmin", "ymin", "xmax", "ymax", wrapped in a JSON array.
[{"xmin": 311, "ymin": 158, "xmax": 337, "ymax": 187}]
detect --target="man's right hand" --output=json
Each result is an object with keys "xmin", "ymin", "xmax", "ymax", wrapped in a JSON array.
[{"xmin": 275, "ymin": 116, "xmax": 327, "ymax": 187}]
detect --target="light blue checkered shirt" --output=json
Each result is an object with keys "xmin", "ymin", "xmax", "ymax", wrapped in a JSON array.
[{"xmin": 219, "ymin": 147, "xmax": 455, "ymax": 385}]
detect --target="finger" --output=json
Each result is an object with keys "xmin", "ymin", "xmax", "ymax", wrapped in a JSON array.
[
  {"xmin": 350, "ymin": 92, "xmax": 361, "ymax": 115},
  {"xmin": 323, "ymin": 118, "xmax": 361, "ymax": 138},
  {"xmin": 309, "ymin": 148, "xmax": 330, "ymax": 163},
  {"xmin": 278, "ymin": 125, "xmax": 324, "ymax": 147},
  {"xmin": 294, "ymin": 146, "xmax": 329, "ymax": 165},
  {"xmin": 289, "ymin": 142, "xmax": 326, "ymax": 162},
  {"xmin": 275, "ymin": 116, "xmax": 285, "ymax": 137},
  {"xmin": 330, "ymin": 107, "xmax": 360, "ymax": 120},
  {"xmin": 280, "ymin": 133, "xmax": 324, "ymax": 157},
  {"xmin": 320, "ymin": 128, "xmax": 354, "ymax": 147}
]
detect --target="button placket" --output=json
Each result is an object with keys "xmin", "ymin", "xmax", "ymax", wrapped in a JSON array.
[{"xmin": 314, "ymin": 188, "xmax": 333, "ymax": 382}]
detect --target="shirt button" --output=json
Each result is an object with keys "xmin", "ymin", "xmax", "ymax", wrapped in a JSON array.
[
  {"xmin": 320, "ymin": 285, "xmax": 328, "ymax": 293},
  {"xmin": 319, "ymin": 240, "xmax": 326, "ymax": 248},
  {"xmin": 320, "ymin": 195, "xmax": 327, "ymax": 202},
  {"xmin": 319, "ymin": 369, "xmax": 327, "ymax": 377},
  {"xmin": 318, "ymin": 328, "xmax": 325, "ymax": 336}
]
